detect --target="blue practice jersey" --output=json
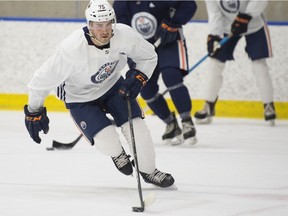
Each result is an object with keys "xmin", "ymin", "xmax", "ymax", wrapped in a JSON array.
[{"xmin": 113, "ymin": 0, "xmax": 197, "ymax": 44}]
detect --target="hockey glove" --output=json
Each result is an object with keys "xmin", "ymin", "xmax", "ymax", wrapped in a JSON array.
[
  {"xmin": 119, "ymin": 69, "xmax": 148, "ymax": 100},
  {"xmin": 207, "ymin": 34, "xmax": 222, "ymax": 57},
  {"xmin": 24, "ymin": 105, "xmax": 50, "ymax": 144},
  {"xmin": 231, "ymin": 13, "xmax": 252, "ymax": 36},
  {"xmin": 155, "ymin": 20, "xmax": 180, "ymax": 47}
]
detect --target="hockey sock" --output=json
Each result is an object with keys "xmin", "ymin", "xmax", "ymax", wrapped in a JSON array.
[
  {"xmin": 252, "ymin": 59, "xmax": 274, "ymax": 104},
  {"xmin": 204, "ymin": 58, "xmax": 225, "ymax": 102},
  {"xmin": 145, "ymin": 93, "xmax": 171, "ymax": 121}
]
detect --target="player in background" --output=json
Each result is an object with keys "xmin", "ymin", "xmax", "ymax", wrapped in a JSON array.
[
  {"xmin": 194, "ymin": 0, "xmax": 276, "ymax": 126},
  {"xmin": 24, "ymin": 0, "xmax": 175, "ymax": 188},
  {"xmin": 113, "ymin": 0, "xmax": 198, "ymax": 145}
]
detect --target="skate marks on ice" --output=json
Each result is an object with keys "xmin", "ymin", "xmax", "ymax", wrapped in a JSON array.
[
  {"xmin": 0, "ymin": 181, "xmax": 182, "ymax": 215},
  {"xmin": 1, "ymin": 181, "xmax": 288, "ymax": 215},
  {"xmin": 1, "ymin": 111, "xmax": 288, "ymax": 215},
  {"xmin": 146, "ymin": 115, "xmax": 288, "ymax": 149}
]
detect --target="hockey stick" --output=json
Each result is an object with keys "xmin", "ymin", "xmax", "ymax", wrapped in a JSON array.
[
  {"xmin": 126, "ymin": 96, "xmax": 156, "ymax": 212},
  {"xmin": 49, "ymin": 117, "xmax": 115, "ymax": 151},
  {"xmin": 154, "ymin": 38, "xmax": 161, "ymax": 48},
  {"xmin": 142, "ymin": 36, "xmax": 231, "ymax": 112},
  {"xmin": 126, "ymin": 96, "xmax": 145, "ymax": 212},
  {"xmin": 50, "ymin": 134, "xmax": 83, "ymax": 150}
]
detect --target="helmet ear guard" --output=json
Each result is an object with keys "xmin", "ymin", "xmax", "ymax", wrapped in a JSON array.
[{"xmin": 85, "ymin": 0, "xmax": 116, "ymax": 24}]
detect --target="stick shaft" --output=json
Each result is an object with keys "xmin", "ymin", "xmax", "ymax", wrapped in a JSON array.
[{"xmin": 127, "ymin": 98, "xmax": 145, "ymax": 210}]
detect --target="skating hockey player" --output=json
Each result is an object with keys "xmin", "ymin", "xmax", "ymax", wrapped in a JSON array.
[
  {"xmin": 194, "ymin": 0, "xmax": 277, "ymax": 126},
  {"xmin": 113, "ymin": 0, "xmax": 198, "ymax": 145},
  {"xmin": 24, "ymin": 0, "xmax": 175, "ymax": 188}
]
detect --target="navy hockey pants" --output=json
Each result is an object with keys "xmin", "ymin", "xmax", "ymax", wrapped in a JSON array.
[{"xmin": 65, "ymin": 77, "xmax": 143, "ymax": 145}]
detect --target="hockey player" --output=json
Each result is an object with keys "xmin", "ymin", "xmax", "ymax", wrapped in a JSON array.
[
  {"xmin": 24, "ymin": 0, "xmax": 175, "ymax": 188},
  {"xmin": 194, "ymin": 0, "xmax": 277, "ymax": 125},
  {"xmin": 113, "ymin": 0, "xmax": 198, "ymax": 145}
]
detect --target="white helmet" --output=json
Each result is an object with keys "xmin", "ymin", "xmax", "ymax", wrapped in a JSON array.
[{"xmin": 85, "ymin": 0, "xmax": 115, "ymax": 23}]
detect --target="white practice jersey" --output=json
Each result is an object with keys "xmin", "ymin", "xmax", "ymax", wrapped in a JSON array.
[
  {"xmin": 28, "ymin": 23, "xmax": 157, "ymax": 111},
  {"xmin": 205, "ymin": 0, "xmax": 268, "ymax": 36}
]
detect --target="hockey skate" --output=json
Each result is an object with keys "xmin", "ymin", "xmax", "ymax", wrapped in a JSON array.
[
  {"xmin": 162, "ymin": 112, "xmax": 183, "ymax": 145},
  {"xmin": 182, "ymin": 117, "xmax": 197, "ymax": 145},
  {"xmin": 194, "ymin": 100, "xmax": 216, "ymax": 124},
  {"xmin": 111, "ymin": 148, "xmax": 133, "ymax": 176},
  {"xmin": 140, "ymin": 169, "xmax": 175, "ymax": 188},
  {"xmin": 264, "ymin": 102, "xmax": 276, "ymax": 126}
]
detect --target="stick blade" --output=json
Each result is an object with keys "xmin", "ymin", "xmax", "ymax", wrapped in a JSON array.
[
  {"xmin": 132, "ymin": 192, "xmax": 156, "ymax": 212},
  {"xmin": 132, "ymin": 207, "xmax": 144, "ymax": 212},
  {"xmin": 52, "ymin": 134, "xmax": 83, "ymax": 150},
  {"xmin": 144, "ymin": 192, "xmax": 156, "ymax": 209},
  {"xmin": 52, "ymin": 140, "xmax": 74, "ymax": 150}
]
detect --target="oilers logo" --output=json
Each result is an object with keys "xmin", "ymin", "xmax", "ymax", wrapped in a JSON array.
[
  {"xmin": 91, "ymin": 60, "xmax": 119, "ymax": 84},
  {"xmin": 131, "ymin": 12, "xmax": 157, "ymax": 40},
  {"xmin": 80, "ymin": 121, "xmax": 87, "ymax": 130},
  {"xmin": 220, "ymin": 0, "xmax": 240, "ymax": 13}
]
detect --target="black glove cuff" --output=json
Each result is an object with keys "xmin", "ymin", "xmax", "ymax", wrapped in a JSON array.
[
  {"xmin": 24, "ymin": 105, "xmax": 47, "ymax": 116},
  {"xmin": 126, "ymin": 69, "xmax": 148, "ymax": 87},
  {"xmin": 162, "ymin": 19, "xmax": 181, "ymax": 28},
  {"xmin": 237, "ymin": 13, "xmax": 252, "ymax": 22},
  {"xmin": 24, "ymin": 105, "xmax": 46, "ymax": 118},
  {"xmin": 208, "ymin": 34, "xmax": 221, "ymax": 42},
  {"xmin": 160, "ymin": 20, "xmax": 181, "ymax": 32}
]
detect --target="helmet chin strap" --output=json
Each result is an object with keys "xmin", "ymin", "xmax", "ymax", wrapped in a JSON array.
[{"xmin": 88, "ymin": 29, "xmax": 110, "ymax": 46}]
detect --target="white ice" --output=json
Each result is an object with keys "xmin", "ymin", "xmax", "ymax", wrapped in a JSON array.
[{"xmin": 1, "ymin": 111, "xmax": 288, "ymax": 216}]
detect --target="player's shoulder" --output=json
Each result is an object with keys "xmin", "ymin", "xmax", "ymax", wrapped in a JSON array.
[
  {"xmin": 114, "ymin": 23, "xmax": 139, "ymax": 39},
  {"xmin": 114, "ymin": 23, "xmax": 134, "ymax": 33},
  {"xmin": 113, "ymin": 23, "xmax": 138, "ymax": 41},
  {"xmin": 58, "ymin": 27, "xmax": 88, "ymax": 64},
  {"xmin": 60, "ymin": 28, "xmax": 85, "ymax": 50}
]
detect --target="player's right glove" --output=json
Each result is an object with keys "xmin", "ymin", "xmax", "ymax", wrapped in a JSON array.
[
  {"xmin": 119, "ymin": 69, "xmax": 148, "ymax": 100},
  {"xmin": 207, "ymin": 34, "xmax": 222, "ymax": 57},
  {"xmin": 24, "ymin": 105, "xmax": 50, "ymax": 144},
  {"xmin": 155, "ymin": 20, "xmax": 180, "ymax": 47},
  {"xmin": 231, "ymin": 13, "xmax": 252, "ymax": 36}
]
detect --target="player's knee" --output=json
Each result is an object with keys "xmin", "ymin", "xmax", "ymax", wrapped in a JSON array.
[
  {"xmin": 161, "ymin": 67, "xmax": 183, "ymax": 87},
  {"xmin": 252, "ymin": 58, "xmax": 268, "ymax": 73},
  {"xmin": 93, "ymin": 125, "xmax": 122, "ymax": 157},
  {"xmin": 207, "ymin": 58, "xmax": 225, "ymax": 76}
]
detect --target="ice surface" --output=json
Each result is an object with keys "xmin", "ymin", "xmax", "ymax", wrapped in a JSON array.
[{"xmin": 1, "ymin": 111, "xmax": 288, "ymax": 216}]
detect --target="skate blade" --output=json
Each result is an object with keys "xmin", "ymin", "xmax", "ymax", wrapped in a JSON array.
[
  {"xmin": 195, "ymin": 117, "xmax": 213, "ymax": 124},
  {"xmin": 132, "ymin": 192, "xmax": 156, "ymax": 211},
  {"xmin": 166, "ymin": 184, "xmax": 178, "ymax": 190},
  {"xmin": 185, "ymin": 136, "xmax": 198, "ymax": 145},
  {"xmin": 153, "ymin": 184, "xmax": 178, "ymax": 190},
  {"xmin": 165, "ymin": 135, "xmax": 184, "ymax": 146},
  {"xmin": 266, "ymin": 119, "xmax": 275, "ymax": 126},
  {"xmin": 144, "ymin": 192, "xmax": 156, "ymax": 209}
]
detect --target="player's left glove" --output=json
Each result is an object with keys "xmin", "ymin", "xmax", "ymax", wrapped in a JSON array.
[
  {"xmin": 119, "ymin": 69, "xmax": 148, "ymax": 100},
  {"xmin": 155, "ymin": 20, "xmax": 180, "ymax": 47},
  {"xmin": 24, "ymin": 105, "xmax": 50, "ymax": 144},
  {"xmin": 207, "ymin": 34, "xmax": 222, "ymax": 57},
  {"xmin": 231, "ymin": 13, "xmax": 252, "ymax": 36}
]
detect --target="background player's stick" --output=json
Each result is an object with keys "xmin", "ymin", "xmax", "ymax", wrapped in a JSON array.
[
  {"xmin": 142, "ymin": 36, "xmax": 231, "ymax": 112},
  {"xmin": 154, "ymin": 38, "xmax": 161, "ymax": 48}
]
